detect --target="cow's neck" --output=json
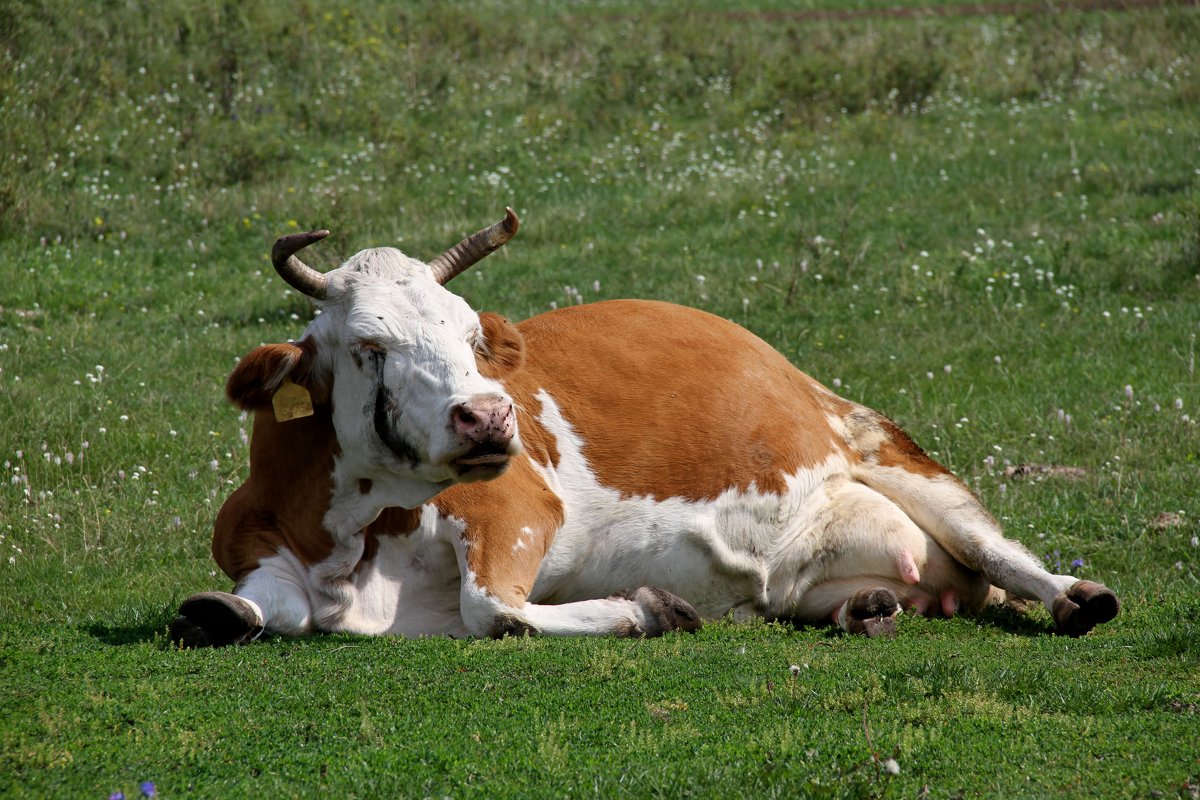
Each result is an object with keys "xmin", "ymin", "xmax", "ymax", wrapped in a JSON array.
[
  {"xmin": 249, "ymin": 408, "xmax": 442, "ymax": 543},
  {"xmin": 247, "ymin": 407, "xmax": 341, "ymax": 540},
  {"xmin": 323, "ymin": 454, "xmax": 451, "ymax": 541}
]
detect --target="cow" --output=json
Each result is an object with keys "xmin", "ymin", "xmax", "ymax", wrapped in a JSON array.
[{"xmin": 170, "ymin": 209, "xmax": 1119, "ymax": 647}]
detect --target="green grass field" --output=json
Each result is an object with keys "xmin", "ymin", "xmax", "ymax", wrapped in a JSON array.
[{"xmin": 2, "ymin": 1, "xmax": 1198, "ymax": 797}]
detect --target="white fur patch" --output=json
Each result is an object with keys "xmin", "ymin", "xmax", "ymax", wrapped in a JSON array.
[{"xmin": 525, "ymin": 389, "xmax": 850, "ymax": 619}]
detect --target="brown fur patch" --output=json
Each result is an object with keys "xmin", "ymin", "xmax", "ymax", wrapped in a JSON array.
[
  {"xmin": 475, "ymin": 312, "xmax": 526, "ymax": 380},
  {"xmin": 505, "ymin": 300, "xmax": 839, "ymax": 501},
  {"xmin": 436, "ymin": 455, "xmax": 566, "ymax": 608},
  {"xmin": 869, "ymin": 412, "xmax": 950, "ymax": 479},
  {"xmin": 213, "ymin": 407, "xmax": 339, "ymax": 579}
]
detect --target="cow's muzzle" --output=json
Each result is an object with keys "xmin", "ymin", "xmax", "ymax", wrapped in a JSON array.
[{"xmin": 448, "ymin": 395, "xmax": 518, "ymax": 477}]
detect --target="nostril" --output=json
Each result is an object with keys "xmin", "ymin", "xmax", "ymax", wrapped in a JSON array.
[
  {"xmin": 452, "ymin": 405, "xmax": 479, "ymax": 433},
  {"xmin": 453, "ymin": 397, "xmax": 516, "ymax": 442}
]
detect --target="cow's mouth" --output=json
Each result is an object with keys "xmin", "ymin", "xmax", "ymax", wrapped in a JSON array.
[{"xmin": 451, "ymin": 442, "xmax": 513, "ymax": 477}]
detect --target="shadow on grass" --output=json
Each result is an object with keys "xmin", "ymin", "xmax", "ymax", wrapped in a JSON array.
[
  {"xmin": 81, "ymin": 600, "xmax": 1065, "ymax": 648},
  {"xmin": 970, "ymin": 601, "xmax": 1058, "ymax": 636},
  {"xmin": 83, "ymin": 606, "xmax": 177, "ymax": 647},
  {"xmin": 787, "ymin": 601, "xmax": 1057, "ymax": 638}
]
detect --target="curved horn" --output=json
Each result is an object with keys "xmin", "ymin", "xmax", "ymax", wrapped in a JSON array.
[
  {"xmin": 428, "ymin": 207, "xmax": 520, "ymax": 285},
  {"xmin": 271, "ymin": 229, "xmax": 331, "ymax": 300}
]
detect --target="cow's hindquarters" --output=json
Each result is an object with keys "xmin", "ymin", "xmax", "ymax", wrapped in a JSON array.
[{"xmin": 854, "ymin": 463, "xmax": 1118, "ymax": 635}]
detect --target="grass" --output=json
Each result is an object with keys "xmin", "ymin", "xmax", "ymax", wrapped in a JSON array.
[{"xmin": 1, "ymin": 0, "xmax": 1198, "ymax": 797}]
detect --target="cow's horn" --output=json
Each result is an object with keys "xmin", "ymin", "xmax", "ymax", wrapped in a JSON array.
[
  {"xmin": 272, "ymin": 229, "xmax": 331, "ymax": 300},
  {"xmin": 428, "ymin": 207, "xmax": 520, "ymax": 285}
]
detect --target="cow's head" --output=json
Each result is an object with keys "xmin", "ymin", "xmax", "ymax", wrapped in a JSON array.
[{"xmin": 228, "ymin": 210, "xmax": 525, "ymax": 507}]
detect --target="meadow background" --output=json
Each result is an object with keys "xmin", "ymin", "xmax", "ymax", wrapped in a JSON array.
[{"xmin": 1, "ymin": 0, "xmax": 1198, "ymax": 796}]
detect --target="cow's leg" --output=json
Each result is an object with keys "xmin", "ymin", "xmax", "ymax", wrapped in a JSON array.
[
  {"xmin": 446, "ymin": 513, "xmax": 701, "ymax": 637},
  {"xmin": 442, "ymin": 459, "xmax": 702, "ymax": 638},
  {"xmin": 458, "ymin": 576, "xmax": 702, "ymax": 638},
  {"xmin": 171, "ymin": 553, "xmax": 314, "ymax": 647},
  {"xmin": 859, "ymin": 466, "xmax": 1119, "ymax": 636}
]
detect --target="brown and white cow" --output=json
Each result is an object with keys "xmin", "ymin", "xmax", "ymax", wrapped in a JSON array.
[{"xmin": 170, "ymin": 210, "xmax": 1119, "ymax": 647}]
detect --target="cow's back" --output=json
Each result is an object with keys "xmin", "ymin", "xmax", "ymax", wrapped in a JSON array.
[{"xmin": 506, "ymin": 299, "xmax": 845, "ymax": 501}]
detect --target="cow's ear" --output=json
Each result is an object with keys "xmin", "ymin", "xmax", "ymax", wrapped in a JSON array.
[
  {"xmin": 226, "ymin": 338, "xmax": 328, "ymax": 410},
  {"xmin": 475, "ymin": 312, "xmax": 525, "ymax": 380}
]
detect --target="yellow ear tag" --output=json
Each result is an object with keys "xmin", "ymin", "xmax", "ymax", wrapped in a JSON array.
[{"xmin": 272, "ymin": 378, "xmax": 314, "ymax": 422}]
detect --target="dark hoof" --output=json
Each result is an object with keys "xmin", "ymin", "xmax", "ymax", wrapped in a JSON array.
[
  {"xmin": 490, "ymin": 615, "xmax": 538, "ymax": 639},
  {"xmin": 171, "ymin": 592, "xmax": 263, "ymax": 648},
  {"xmin": 616, "ymin": 587, "xmax": 703, "ymax": 636},
  {"xmin": 844, "ymin": 587, "xmax": 900, "ymax": 638},
  {"xmin": 1051, "ymin": 580, "xmax": 1119, "ymax": 637}
]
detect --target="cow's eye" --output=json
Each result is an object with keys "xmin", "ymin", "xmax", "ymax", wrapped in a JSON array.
[{"xmin": 356, "ymin": 339, "xmax": 385, "ymax": 354}]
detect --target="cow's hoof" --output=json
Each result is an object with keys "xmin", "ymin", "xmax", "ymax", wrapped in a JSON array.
[
  {"xmin": 617, "ymin": 587, "xmax": 703, "ymax": 636},
  {"xmin": 842, "ymin": 587, "xmax": 901, "ymax": 638},
  {"xmin": 490, "ymin": 615, "xmax": 538, "ymax": 639},
  {"xmin": 170, "ymin": 592, "xmax": 263, "ymax": 648},
  {"xmin": 1051, "ymin": 580, "xmax": 1119, "ymax": 637}
]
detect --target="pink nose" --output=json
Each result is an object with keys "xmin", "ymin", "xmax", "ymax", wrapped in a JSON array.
[{"xmin": 451, "ymin": 396, "xmax": 516, "ymax": 444}]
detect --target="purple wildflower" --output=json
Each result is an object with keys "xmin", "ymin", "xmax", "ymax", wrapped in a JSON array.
[
  {"xmin": 109, "ymin": 794, "xmax": 125, "ymax": 800},
  {"xmin": 140, "ymin": 782, "xmax": 156, "ymax": 798},
  {"xmin": 1071, "ymin": 558, "xmax": 1084, "ymax": 569}
]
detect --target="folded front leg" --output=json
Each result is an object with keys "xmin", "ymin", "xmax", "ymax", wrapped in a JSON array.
[
  {"xmin": 443, "ymin": 460, "xmax": 701, "ymax": 638},
  {"xmin": 461, "ymin": 579, "xmax": 702, "ymax": 638}
]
